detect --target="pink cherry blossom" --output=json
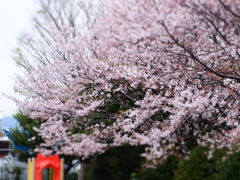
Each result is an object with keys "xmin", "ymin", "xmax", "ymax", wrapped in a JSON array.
[{"xmin": 11, "ymin": 0, "xmax": 240, "ymax": 166}]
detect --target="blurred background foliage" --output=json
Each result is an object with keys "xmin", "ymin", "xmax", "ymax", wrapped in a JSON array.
[{"xmin": 83, "ymin": 145, "xmax": 240, "ymax": 180}]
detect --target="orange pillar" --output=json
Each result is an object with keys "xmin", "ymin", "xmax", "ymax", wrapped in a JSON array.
[{"xmin": 35, "ymin": 154, "xmax": 61, "ymax": 180}]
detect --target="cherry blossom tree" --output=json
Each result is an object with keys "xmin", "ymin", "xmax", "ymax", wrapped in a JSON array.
[
  {"xmin": 13, "ymin": 0, "xmax": 240, "ymax": 166},
  {"xmin": 13, "ymin": 0, "xmax": 99, "ymax": 72}
]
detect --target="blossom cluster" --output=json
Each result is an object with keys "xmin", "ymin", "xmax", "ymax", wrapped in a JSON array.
[{"xmin": 14, "ymin": 0, "xmax": 240, "ymax": 165}]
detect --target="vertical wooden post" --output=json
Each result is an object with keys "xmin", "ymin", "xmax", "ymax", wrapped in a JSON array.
[
  {"xmin": 27, "ymin": 158, "xmax": 35, "ymax": 180},
  {"xmin": 33, "ymin": 158, "xmax": 35, "ymax": 180},
  {"xmin": 61, "ymin": 158, "xmax": 64, "ymax": 180},
  {"xmin": 27, "ymin": 158, "xmax": 32, "ymax": 180},
  {"xmin": 49, "ymin": 168, "xmax": 53, "ymax": 180}
]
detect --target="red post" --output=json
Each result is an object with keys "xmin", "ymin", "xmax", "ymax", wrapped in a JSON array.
[{"xmin": 35, "ymin": 154, "xmax": 61, "ymax": 180}]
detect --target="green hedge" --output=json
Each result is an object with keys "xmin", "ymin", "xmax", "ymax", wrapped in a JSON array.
[
  {"xmin": 216, "ymin": 151, "xmax": 240, "ymax": 180},
  {"xmin": 138, "ymin": 156, "xmax": 179, "ymax": 180},
  {"xmin": 174, "ymin": 146, "xmax": 226, "ymax": 180},
  {"xmin": 84, "ymin": 145, "xmax": 240, "ymax": 180},
  {"xmin": 85, "ymin": 145, "xmax": 145, "ymax": 180}
]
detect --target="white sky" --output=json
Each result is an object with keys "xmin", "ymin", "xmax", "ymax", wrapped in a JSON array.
[{"xmin": 0, "ymin": 0, "xmax": 35, "ymax": 117}]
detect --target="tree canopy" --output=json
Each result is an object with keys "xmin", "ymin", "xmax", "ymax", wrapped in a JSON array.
[{"xmin": 12, "ymin": 0, "xmax": 240, "ymax": 167}]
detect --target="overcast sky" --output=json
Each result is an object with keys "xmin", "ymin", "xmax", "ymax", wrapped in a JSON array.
[{"xmin": 0, "ymin": 0, "xmax": 34, "ymax": 117}]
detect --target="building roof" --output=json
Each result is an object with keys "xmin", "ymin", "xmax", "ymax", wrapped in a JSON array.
[{"xmin": 0, "ymin": 136, "xmax": 9, "ymax": 141}]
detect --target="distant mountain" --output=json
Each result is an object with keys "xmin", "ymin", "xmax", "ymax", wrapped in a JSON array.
[{"xmin": 0, "ymin": 116, "xmax": 18, "ymax": 130}]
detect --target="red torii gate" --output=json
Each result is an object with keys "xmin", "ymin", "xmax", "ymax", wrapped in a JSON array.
[{"xmin": 28, "ymin": 154, "xmax": 64, "ymax": 180}]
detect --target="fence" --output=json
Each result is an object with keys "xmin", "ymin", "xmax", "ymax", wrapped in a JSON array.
[
  {"xmin": 0, "ymin": 156, "xmax": 27, "ymax": 180},
  {"xmin": 0, "ymin": 166, "xmax": 27, "ymax": 180}
]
